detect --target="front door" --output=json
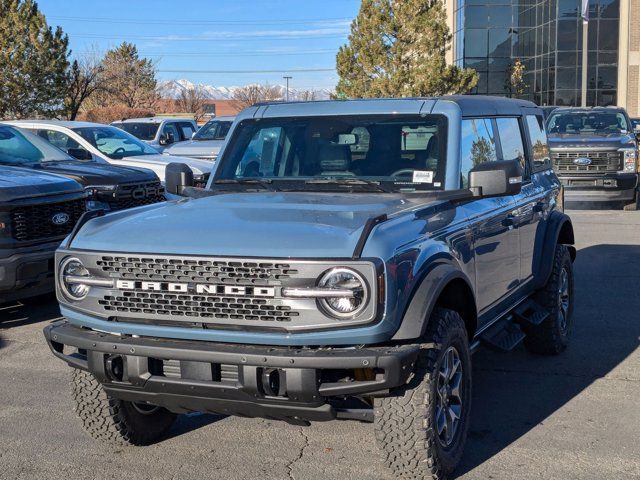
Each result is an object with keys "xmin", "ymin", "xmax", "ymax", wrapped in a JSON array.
[
  {"xmin": 459, "ymin": 117, "xmax": 521, "ymax": 315},
  {"xmin": 465, "ymin": 196, "xmax": 520, "ymax": 312}
]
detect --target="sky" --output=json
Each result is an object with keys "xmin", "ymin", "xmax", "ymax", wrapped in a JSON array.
[{"xmin": 36, "ymin": 0, "xmax": 361, "ymax": 91}]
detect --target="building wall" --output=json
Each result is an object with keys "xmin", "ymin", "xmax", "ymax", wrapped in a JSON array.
[
  {"xmin": 621, "ymin": 0, "xmax": 640, "ymax": 116},
  {"xmin": 449, "ymin": 0, "xmax": 634, "ymax": 109}
]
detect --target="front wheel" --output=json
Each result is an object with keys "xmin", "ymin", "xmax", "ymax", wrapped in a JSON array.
[
  {"xmin": 374, "ymin": 308, "xmax": 472, "ymax": 479},
  {"xmin": 71, "ymin": 369, "xmax": 177, "ymax": 446}
]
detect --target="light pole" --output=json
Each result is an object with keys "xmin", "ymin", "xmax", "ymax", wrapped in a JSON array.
[{"xmin": 283, "ymin": 76, "xmax": 292, "ymax": 102}]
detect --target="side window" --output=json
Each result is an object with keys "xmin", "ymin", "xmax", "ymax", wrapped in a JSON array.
[
  {"xmin": 349, "ymin": 126, "xmax": 370, "ymax": 158},
  {"xmin": 495, "ymin": 118, "xmax": 526, "ymax": 174},
  {"xmin": 162, "ymin": 123, "xmax": 180, "ymax": 142},
  {"xmin": 179, "ymin": 122, "xmax": 195, "ymax": 140},
  {"xmin": 460, "ymin": 118, "xmax": 498, "ymax": 188},
  {"xmin": 526, "ymin": 115, "xmax": 551, "ymax": 172},
  {"xmin": 236, "ymin": 127, "xmax": 283, "ymax": 177},
  {"xmin": 37, "ymin": 129, "xmax": 80, "ymax": 151}
]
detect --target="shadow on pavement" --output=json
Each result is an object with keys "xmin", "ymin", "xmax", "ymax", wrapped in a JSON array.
[
  {"xmin": 165, "ymin": 412, "xmax": 228, "ymax": 441},
  {"xmin": 0, "ymin": 298, "xmax": 61, "ymax": 330},
  {"xmin": 456, "ymin": 243, "xmax": 640, "ymax": 477}
]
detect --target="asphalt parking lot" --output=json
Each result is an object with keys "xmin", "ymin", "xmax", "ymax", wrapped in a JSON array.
[{"xmin": 1, "ymin": 209, "xmax": 639, "ymax": 480}]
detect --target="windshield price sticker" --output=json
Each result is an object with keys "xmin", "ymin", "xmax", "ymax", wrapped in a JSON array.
[{"xmin": 412, "ymin": 170, "xmax": 434, "ymax": 184}]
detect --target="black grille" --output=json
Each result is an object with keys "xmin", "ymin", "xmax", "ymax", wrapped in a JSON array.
[
  {"xmin": 551, "ymin": 150, "xmax": 622, "ymax": 173},
  {"xmin": 10, "ymin": 198, "xmax": 86, "ymax": 242},
  {"xmin": 98, "ymin": 290, "xmax": 298, "ymax": 322},
  {"xmin": 96, "ymin": 256, "xmax": 298, "ymax": 285},
  {"xmin": 107, "ymin": 181, "xmax": 165, "ymax": 211}
]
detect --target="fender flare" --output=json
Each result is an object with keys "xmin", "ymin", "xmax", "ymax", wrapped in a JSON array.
[
  {"xmin": 391, "ymin": 263, "xmax": 476, "ymax": 341},
  {"xmin": 533, "ymin": 210, "xmax": 576, "ymax": 289}
]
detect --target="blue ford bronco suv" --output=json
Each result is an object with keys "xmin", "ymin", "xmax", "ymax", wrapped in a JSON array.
[{"xmin": 44, "ymin": 96, "xmax": 576, "ymax": 479}]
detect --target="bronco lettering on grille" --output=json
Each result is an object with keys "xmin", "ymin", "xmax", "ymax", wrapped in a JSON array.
[{"xmin": 115, "ymin": 280, "xmax": 276, "ymax": 297}]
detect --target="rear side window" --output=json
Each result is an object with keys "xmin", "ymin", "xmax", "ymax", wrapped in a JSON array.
[
  {"xmin": 460, "ymin": 118, "xmax": 497, "ymax": 188},
  {"xmin": 526, "ymin": 115, "xmax": 551, "ymax": 172},
  {"xmin": 496, "ymin": 118, "xmax": 526, "ymax": 168}
]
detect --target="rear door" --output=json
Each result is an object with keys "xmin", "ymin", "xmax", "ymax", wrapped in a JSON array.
[
  {"xmin": 512, "ymin": 113, "xmax": 553, "ymax": 282},
  {"xmin": 460, "ymin": 118, "xmax": 520, "ymax": 313}
]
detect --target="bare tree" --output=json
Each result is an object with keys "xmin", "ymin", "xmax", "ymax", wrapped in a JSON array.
[
  {"xmin": 64, "ymin": 51, "xmax": 104, "ymax": 120},
  {"xmin": 176, "ymin": 85, "xmax": 210, "ymax": 122},
  {"xmin": 231, "ymin": 83, "xmax": 281, "ymax": 110},
  {"xmin": 297, "ymin": 89, "xmax": 318, "ymax": 102}
]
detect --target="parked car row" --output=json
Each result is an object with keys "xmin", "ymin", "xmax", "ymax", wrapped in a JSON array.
[{"xmin": 4, "ymin": 120, "xmax": 213, "ymax": 186}]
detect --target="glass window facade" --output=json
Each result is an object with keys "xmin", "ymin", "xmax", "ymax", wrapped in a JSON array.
[{"xmin": 454, "ymin": 0, "xmax": 620, "ymax": 106}]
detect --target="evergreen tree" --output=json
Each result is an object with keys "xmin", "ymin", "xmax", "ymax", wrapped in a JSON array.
[
  {"xmin": 99, "ymin": 42, "xmax": 158, "ymax": 110},
  {"xmin": 336, "ymin": 0, "xmax": 478, "ymax": 98},
  {"xmin": 0, "ymin": 0, "xmax": 70, "ymax": 118}
]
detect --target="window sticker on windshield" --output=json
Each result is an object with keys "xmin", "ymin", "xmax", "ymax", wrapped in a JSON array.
[{"xmin": 412, "ymin": 170, "xmax": 434, "ymax": 184}]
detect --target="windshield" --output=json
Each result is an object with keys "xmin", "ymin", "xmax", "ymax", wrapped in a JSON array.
[
  {"xmin": 0, "ymin": 125, "xmax": 72, "ymax": 165},
  {"xmin": 194, "ymin": 120, "xmax": 232, "ymax": 141},
  {"xmin": 547, "ymin": 111, "xmax": 631, "ymax": 135},
  {"xmin": 215, "ymin": 115, "xmax": 447, "ymax": 192},
  {"xmin": 73, "ymin": 126, "xmax": 159, "ymax": 159},
  {"xmin": 112, "ymin": 122, "xmax": 159, "ymax": 141}
]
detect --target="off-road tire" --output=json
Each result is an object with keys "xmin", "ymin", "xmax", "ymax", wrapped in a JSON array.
[
  {"xmin": 71, "ymin": 369, "xmax": 177, "ymax": 446},
  {"xmin": 623, "ymin": 198, "xmax": 638, "ymax": 211},
  {"xmin": 374, "ymin": 308, "xmax": 472, "ymax": 480},
  {"xmin": 524, "ymin": 244, "xmax": 574, "ymax": 355}
]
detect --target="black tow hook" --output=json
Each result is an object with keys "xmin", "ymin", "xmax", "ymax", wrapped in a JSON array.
[{"xmin": 105, "ymin": 354, "xmax": 125, "ymax": 382}]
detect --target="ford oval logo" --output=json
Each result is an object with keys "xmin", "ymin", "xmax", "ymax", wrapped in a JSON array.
[
  {"xmin": 51, "ymin": 213, "xmax": 70, "ymax": 225},
  {"xmin": 573, "ymin": 157, "xmax": 592, "ymax": 166}
]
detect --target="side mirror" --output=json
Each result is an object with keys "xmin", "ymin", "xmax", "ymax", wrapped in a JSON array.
[
  {"xmin": 469, "ymin": 159, "xmax": 523, "ymax": 198},
  {"xmin": 159, "ymin": 134, "xmax": 173, "ymax": 146},
  {"xmin": 191, "ymin": 131, "xmax": 197, "ymax": 139},
  {"xmin": 165, "ymin": 162, "xmax": 194, "ymax": 195},
  {"xmin": 67, "ymin": 147, "xmax": 92, "ymax": 161},
  {"xmin": 634, "ymin": 125, "xmax": 640, "ymax": 140}
]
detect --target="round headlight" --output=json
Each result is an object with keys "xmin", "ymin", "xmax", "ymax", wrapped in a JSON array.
[
  {"xmin": 59, "ymin": 257, "xmax": 91, "ymax": 300},
  {"xmin": 318, "ymin": 268, "xmax": 368, "ymax": 318}
]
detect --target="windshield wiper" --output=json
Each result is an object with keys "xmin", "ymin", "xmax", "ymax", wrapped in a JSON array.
[
  {"xmin": 214, "ymin": 178, "xmax": 280, "ymax": 192},
  {"xmin": 304, "ymin": 178, "xmax": 391, "ymax": 193}
]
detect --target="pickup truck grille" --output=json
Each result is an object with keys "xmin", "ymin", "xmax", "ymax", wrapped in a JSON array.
[
  {"xmin": 96, "ymin": 256, "xmax": 298, "ymax": 285},
  {"xmin": 10, "ymin": 198, "xmax": 86, "ymax": 242},
  {"xmin": 108, "ymin": 181, "xmax": 165, "ymax": 211},
  {"xmin": 551, "ymin": 150, "xmax": 622, "ymax": 173}
]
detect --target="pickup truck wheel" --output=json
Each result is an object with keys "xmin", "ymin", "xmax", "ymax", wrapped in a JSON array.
[
  {"xmin": 524, "ymin": 244, "xmax": 574, "ymax": 355},
  {"xmin": 71, "ymin": 369, "xmax": 176, "ymax": 446},
  {"xmin": 374, "ymin": 308, "xmax": 471, "ymax": 480}
]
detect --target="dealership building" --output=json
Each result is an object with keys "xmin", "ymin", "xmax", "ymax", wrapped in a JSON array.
[{"xmin": 445, "ymin": 0, "xmax": 640, "ymax": 116}]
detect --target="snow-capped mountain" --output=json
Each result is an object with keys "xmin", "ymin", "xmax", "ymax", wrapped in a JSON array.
[{"xmin": 157, "ymin": 79, "xmax": 333, "ymax": 101}]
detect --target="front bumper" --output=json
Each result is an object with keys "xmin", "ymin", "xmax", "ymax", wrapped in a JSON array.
[
  {"xmin": 0, "ymin": 242, "xmax": 58, "ymax": 302},
  {"xmin": 44, "ymin": 320, "xmax": 419, "ymax": 423},
  {"xmin": 559, "ymin": 173, "xmax": 638, "ymax": 203}
]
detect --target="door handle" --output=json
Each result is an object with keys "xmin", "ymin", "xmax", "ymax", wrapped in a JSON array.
[{"xmin": 503, "ymin": 215, "xmax": 515, "ymax": 228}]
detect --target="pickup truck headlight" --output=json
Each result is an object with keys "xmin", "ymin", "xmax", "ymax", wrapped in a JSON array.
[
  {"xmin": 85, "ymin": 185, "xmax": 116, "ymax": 211},
  {"xmin": 59, "ymin": 257, "xmax": 91, "ymax": 300},
  {"xmin": 317, "ymin": 268, "xmax": 368, "ymax": 318},
  {"xmin": 620, "ymin": 148, "xmax": 638, "ymax": 173}
]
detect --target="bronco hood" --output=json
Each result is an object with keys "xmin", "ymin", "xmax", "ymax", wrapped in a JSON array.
[
  {"xmin": 70, "ymin": 192, "xmax": 434, "ymax": 257},
  {"xmin": 547, "ymin": 133, "xmax": 637, "ymax": 150}
]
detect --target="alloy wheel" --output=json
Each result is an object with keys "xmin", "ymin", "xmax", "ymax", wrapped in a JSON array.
[{"xmin": 435, "ymin": 346, "xmax": 463, "ymax": 448}]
